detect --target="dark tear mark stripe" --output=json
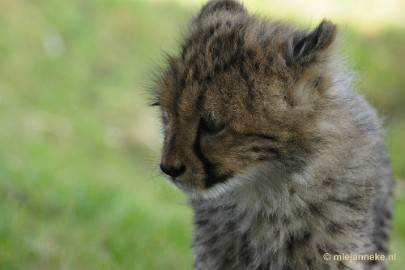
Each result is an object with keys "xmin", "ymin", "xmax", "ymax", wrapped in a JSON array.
[
  {"xmin": 166, "ymin": 134, "xmax": 176, "ymax": 153},
  {"xmin": 193, "ymin": 122, "xmax": 216, "ymax": 176},
  {"xmin": 193, "ymin": 119, "xmax": 230, "ymax": 188}
]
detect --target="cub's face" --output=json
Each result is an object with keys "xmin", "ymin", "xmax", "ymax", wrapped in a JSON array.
[
  {"xmin": 153, "ymin": 0, "xmax": 336, "ymax": 197},
  {"xmin": 158, "ymin": 69, "xmax": 289, "ymax": 195}
]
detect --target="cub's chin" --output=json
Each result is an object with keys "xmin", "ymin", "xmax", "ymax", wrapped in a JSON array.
[
  {"xmin": 169, "ymin": 164, "xmax": 268, "ymax": 201},
  {"xmin": 162, "ymin": 173, "xmax": 236, "ymax": 200}
]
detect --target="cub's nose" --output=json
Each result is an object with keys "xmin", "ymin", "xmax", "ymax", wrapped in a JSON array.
[{"xmin": 160, "ymin": 163, "xmax": 186, "ymax": 178}]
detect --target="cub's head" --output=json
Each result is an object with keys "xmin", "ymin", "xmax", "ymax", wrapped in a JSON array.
[{"xmin": 153, "ymin": 0, "xmax": 337, "ymax": 197}]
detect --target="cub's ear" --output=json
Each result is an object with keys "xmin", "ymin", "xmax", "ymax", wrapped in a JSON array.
[
  {"xmin": 195, "ymin": 0, "xmax": 246, "ymax": 21},
  {"xmin": 286, "ymin": 20, "xmax": 337, "ymax": 67}
]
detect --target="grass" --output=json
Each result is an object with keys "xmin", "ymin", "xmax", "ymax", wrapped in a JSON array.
[{"xmin": 0, "ymin": 0, "xmax": 404, "ymax": 269}]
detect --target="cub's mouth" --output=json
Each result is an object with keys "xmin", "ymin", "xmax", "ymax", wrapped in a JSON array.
[
  {"xmin": 166, "ymin": 174, "xmax": 240, "ymax": 200},
  {"xmin": 159, "ymin": 154, "xmax": 269, "ymax": 200},
  {"xmin": 159, "ymin": 163, "xmax": 232, "ymax": 194}
]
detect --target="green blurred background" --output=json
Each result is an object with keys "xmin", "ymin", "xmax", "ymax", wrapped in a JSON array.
[{"xmin": 0, "ymin": 0, "xmax": 404, "ymax": 269}]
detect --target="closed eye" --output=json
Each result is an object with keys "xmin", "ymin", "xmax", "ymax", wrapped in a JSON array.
[{"xmin": 200, "ymin": 117, "xmax": 225, "ymax": 135}]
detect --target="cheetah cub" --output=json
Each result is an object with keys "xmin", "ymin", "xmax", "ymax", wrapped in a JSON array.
[{"xmin": 153, "ymin": 0, "xmax": 393, "ymax": 269}]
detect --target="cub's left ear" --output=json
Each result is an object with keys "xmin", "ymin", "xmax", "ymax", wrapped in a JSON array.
[
  {"xmin": 286, "ymin": 20, "xmax": 337, "ymax": 67},
  {"xmin": 190, "ymin": 0, "xmax": 247, "ymax": 28},
  {"xmin": 197, "ymin": 0, "xmax": 246, "ymax": 20}
]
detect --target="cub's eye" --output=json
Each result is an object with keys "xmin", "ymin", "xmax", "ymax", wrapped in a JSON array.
[
  {"xmin": 200, "ymin": 117, "xmax": 225, "ymax": 135},
  {"xmin": 162, "ymin": 111, "xmax": 170, "ymax": 126}
]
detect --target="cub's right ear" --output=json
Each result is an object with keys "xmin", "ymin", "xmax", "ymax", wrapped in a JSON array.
[
  {"xmin": 195, "ymin": 0, "xmax": 246, "ymax": 22},
  {"xmin": 286, "ymin": 20, "xmax": 337, "ymax": 68}
]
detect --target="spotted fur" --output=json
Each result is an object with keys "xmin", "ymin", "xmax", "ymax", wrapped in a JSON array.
[{"xmin": 153, "ymin": 1, "xmax": 393, "ymax": 269}]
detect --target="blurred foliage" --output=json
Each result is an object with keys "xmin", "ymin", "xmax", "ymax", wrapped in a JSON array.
[{"xmin": 0, "ymin": 0, "xmax": 403, "ymax": 269}]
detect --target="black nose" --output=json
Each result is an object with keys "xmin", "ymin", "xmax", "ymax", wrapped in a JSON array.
[{"xmin": 160, "ymin": 163, "xmax": 186, "ymax": 178}]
